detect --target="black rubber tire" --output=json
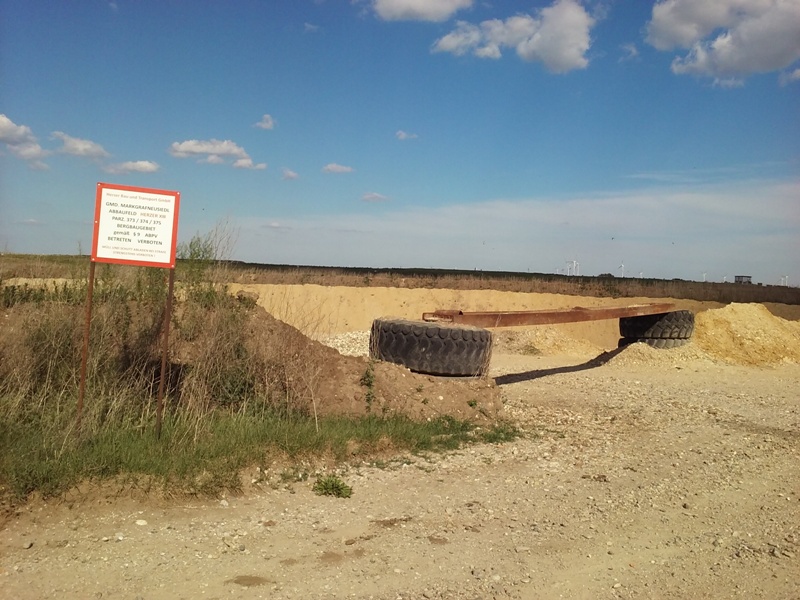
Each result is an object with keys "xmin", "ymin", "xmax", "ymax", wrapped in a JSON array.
[
  {"xmin": 617, "ymin": 337, "xmax": 635, "ymax": 348},
  {"xmin": 369, "ymin": 318, "xmax": 493, "ymax": 377},
  {"xmin": 618, "ymin": 337, "xmax": 691, "ymax": 350},
  {"xmin": 619, "ymin": 310, "xmax": 695, "ymax": 340}
]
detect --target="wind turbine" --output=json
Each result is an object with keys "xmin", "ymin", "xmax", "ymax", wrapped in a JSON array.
[
  {"xmin": 565, "ymin": 259, "xmax": 580, "ymax": 276},
  {"xmin": 702, "ymin": 272, "xmax": 707, "ymax": 282},
  {"xmin": 619, "ymin": 261, "xmax": 625, "ymax": 278}
]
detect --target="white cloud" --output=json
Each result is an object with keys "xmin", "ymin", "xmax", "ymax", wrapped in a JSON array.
[
  {"xmin": 231, "ymin": 178, "xmax": 799, "ymax": 282},
  {"xmin": 713, "ymin": 77, "xmax": 745, "ymax": 88},
  {"xmin": 304, "ymin": 22, "xmax": 320, "ymax": 33},
  {"xmin": 362, "ymin": 192, "xmax": 389, "ymax": 202},
  {"xmin": 619, "ymin": 43, "xmax": 639, "ymax": 62},
  {"xmin": 104, "ymin": 160, "xmax": 160, "ymax": 174},
  {"xmin": 433, "ymin": 21, "xmax": 483, "ymax": 56},
  {"xmin": 169, "ymin": 138, "xmax": 265, "ymax": 169},
  {"xmin": 322, "ymin": 163, "xmax": 354, "ymax": 173},
  {"xmin": 169, "ymin": 139, "xmax": 248, "ymax": 159},
  {"xmin": 779, "ymin": 67, "xmax": 800, "ymax": 85},
  {"xmin": 0, "ymin": 114, "xmax": 34, "ymax": 144},
  {"xmin": 233, "ymin": 157, "xmax": 267, "ymax": 170},
  {"xmin": 263, "ymin": 221, "xmax": 292, "ymax": 232},
  {"xmin": 0, "ymin": 114, "xmax": 50, "ymax": 169},
  {"xmin": 646, "ymin": 0, "xmax": 800, "ymax": 80},
  {"xmin": 432, "ymin": 0, "xmax": 595, "ymax": 73},
  {"xmin": 396, "ymin": 130, "xmax": 419, "ymax": 140},
  {"xmin": 282, "ymin": 167, "xmax": 299, "ymax": 180},
  {"xmin": 254, "ymin": 114, "xmax": 275, "ymax": 130},
  {"xmin": 373, "ymin": 0, "xmax": 472, "ymax": 22},
  {"xmin": 51, "ymin": 131, "xmax": 110, "ymax": 159}
]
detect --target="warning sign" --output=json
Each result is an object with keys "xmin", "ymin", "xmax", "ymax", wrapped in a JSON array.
[{"xmin": 91, "ymin": 182, "xmax": 180, "ymax": 268}]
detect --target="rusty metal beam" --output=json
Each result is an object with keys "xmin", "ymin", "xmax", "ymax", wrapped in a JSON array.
[{"xmin": 422, "ymin": 303, "xmax": 675, "ymax": 328}]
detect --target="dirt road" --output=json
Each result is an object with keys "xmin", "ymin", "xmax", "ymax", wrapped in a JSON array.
[{"xmin": 1, "ymin": 287, "xmax": 799, "ymax": 599}]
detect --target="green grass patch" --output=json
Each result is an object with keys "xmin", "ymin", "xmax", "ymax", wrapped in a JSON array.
[{"xmin": 0, "ymin": 406, "xmax": 519, "ymax": 502}]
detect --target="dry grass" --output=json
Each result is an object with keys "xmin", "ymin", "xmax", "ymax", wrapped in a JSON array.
[{"xmin": 0, "ymin": 246, "xmax": 519, "ymax": 503}]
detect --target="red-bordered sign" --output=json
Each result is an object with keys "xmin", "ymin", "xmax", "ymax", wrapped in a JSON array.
[{"xmin": 91, "ymin": 182, "xmax": 181, "ymax": 268}]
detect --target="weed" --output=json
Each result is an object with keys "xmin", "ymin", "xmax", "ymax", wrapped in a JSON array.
[
  {"xmin": 279, "ymin": 468, "xmax": 309, "ymax": 483},
  {"xmin": 360, "ymin": 360, "xmax": 376, "ymax": 412},
  {"xmin": 467, "ymin": 399, "xmax": 478, "ymax": 408},
  {"xmin": 479, "ymin": 421, "xmax": 521, "ymax": 444},
  {"xmin": 312, "ymin": 474, "xmax": 352, "ymax": 498}
]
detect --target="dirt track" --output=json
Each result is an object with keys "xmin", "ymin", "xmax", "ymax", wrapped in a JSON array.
[{"xmin": 1, "ymin": 286, "xmax": 799, "ymax": 599}]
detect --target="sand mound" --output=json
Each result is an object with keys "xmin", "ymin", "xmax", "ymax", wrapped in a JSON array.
[
  {"xmin": 693, "ymin": 303, "xmax": 800, "ymax": 366},
  {"xmin": 604, "ymin": 340, "xmax": 713, "ymax": 368},
  {"xmin": 493, "ymin": 326, "xmax": 602, "ymax": 358}
]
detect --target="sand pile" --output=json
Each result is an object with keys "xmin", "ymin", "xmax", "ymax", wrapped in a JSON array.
[
  {"xmin": 692, "ymin": 303, "xmax": 800, "ymax": 366},
  {"xmin": 493, "ymin": 326, "xmax": 602, "ymax": 358},
  {"xmin": 605, "ymin": 341, "xmax": 713, "ymax": 368}
]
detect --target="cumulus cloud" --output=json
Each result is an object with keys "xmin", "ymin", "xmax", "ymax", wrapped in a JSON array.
[
  {"xmin": 51, "ymin": 131, "xmax": 110, "ymax": 159},
  {"xmin": 104, "ymin": 160, "xmax": 160, "ymax": 174},
  {"xmin": 646, "ymin": 0, "xmax": 800, "ymax": 80},
  {"xmin": 254, "ymin": 114, "xmax": 275, "ymax": 130},
  {"xmin": 282, "ymin": 167, "xmax": 299, "ymax": 180},
  {"xmin": 0, "ymin": 114, "xmax": 50, "ymax": 169},
  {"xmin": 373, "ymin": 0, "xmax": 472, "ymax": 22},
  {"xmin": 396, "ymin": 130, "xmax": 419, "ymax": 140},
  {"xmin": 432, "ymin": 0, "xmax": 595, "ymax": 73},
  {"xmin": 322, "ymin": 163, "xmax": 354, "ymax": 173},
  {"xmin": 169, "ymin": 138, "xmax": 266, "ymax": 169},
  {"xmin": 362, "ymin": 192, "xmax": 389, "ymax": 202}
]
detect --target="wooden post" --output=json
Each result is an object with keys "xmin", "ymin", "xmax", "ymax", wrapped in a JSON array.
[
  {"xmin": 156, "ymin": 268, "xmax": 175, "ymax": 440},
  {"xmin": 77, "ymin": 261, "xmax": 97, "ymax": 432}
]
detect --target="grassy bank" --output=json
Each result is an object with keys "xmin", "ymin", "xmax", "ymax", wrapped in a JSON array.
[
  {"xmin": 1, "ymin": 406, "xmax": 512, "ymax": 501},
  {"xmin": 0, "ymin": 242, "xmax": 518, "ymax": 503}
]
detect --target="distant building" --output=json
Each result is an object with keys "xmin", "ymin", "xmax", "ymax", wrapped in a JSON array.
[{"xmin": 734, "ymin": 275, "xmax": 752, "ymax": 284}]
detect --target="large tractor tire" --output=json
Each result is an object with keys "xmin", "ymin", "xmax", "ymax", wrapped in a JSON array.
[
  {"xmin": 369, "ymin": 318, "xmax": 493, "ymax": 377},
  {"xmin": 619, "ymin": 310, "xmax": 695, "ymax": 340}
]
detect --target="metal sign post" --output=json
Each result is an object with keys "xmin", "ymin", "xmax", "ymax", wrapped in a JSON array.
[{"xmin": 78, "ymin": 182, "xmax": 180, "ymax": 438}]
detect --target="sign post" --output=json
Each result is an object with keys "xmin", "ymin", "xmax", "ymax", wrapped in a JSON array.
[{"xmin": 79, "ymin": 183, "xmax": 180, "ymax": 438}]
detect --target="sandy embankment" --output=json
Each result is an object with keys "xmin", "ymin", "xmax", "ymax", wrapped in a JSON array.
[{"xmin": 227, "ymin": 283, "xmax": 731, "ymax": 350}]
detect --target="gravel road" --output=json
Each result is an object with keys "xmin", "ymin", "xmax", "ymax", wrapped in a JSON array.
[{"xmin": 2, "ymin": 343, "xmax": 798, "ymax": 600}]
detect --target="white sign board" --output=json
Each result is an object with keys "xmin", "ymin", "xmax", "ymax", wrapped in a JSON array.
[{"xmin": 91, "ymin": 182, "xmax": 181, "ymax": 268}]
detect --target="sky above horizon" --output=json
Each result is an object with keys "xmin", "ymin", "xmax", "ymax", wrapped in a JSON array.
[{"xmin": 1, "ymin": 0, "xmax": 799, "ymax": 285}]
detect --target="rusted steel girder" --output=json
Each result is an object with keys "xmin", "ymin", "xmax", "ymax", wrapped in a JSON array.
[{"xmin": 422, "ymin": 303, "xmax": 675, "ymax": 328}]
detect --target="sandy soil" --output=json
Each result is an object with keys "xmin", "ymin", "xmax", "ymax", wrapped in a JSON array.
[{"xmin": 1, "ymin": 286, "xmax": 799, "ymax": 599}]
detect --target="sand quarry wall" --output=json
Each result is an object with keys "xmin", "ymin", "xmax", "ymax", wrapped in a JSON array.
[{"xmin": 228, "ymin": 283, "xmax": 800, "ymax": 354}]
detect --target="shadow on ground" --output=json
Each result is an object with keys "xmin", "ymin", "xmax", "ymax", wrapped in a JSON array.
[{"xmin": 493, "ymin": 347, "xmax": 625, "ymax": 385}]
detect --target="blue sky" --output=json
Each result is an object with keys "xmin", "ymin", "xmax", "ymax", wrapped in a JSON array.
[{"xmin": 1, "ymin": 0, "xmax": 798, "ymax": 285}]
